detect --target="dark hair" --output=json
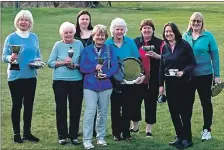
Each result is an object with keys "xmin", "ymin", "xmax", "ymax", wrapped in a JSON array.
[
  {"xmin": 74, "ymin": 10, "xmax": 93, "ymax": 38},
  {"xmin": 162, "ymin": 22, "xmax": 182, "ymax": 43}
]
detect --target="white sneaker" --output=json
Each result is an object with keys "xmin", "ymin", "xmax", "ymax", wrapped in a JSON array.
[
  {"xmin": 83, "ymin": 141, "xmax": 94, "ymax": 149},
  {"xmin": 97, "ymin": 139, "xmax": 107, "ymax": 146},
  {"xmin": 201, "ymin": 129, "xmax": 212, "ymax": 141}
]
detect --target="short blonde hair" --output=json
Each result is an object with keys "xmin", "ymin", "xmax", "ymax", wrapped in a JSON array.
[
  {"xmin": 59, "ymin": 22, "xmax": 76, "ymax": 36},
  {"xmin": 187, "ymin": 12, "xmax": 205, "ymax": 33},
  {"xmin": 14, "ymin": 10, "xmax": 34, "ymax": 31},
  {"xmin": 92, "ymin": 24, "xmax": 109, "ymax": 39},
  {"xmin": 109, "ymin": 17, "xmax": 128, "ymax": 37}
]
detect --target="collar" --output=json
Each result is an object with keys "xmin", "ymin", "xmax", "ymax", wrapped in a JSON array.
[
  {"xmin": 108, "ymin": 36, "xmax": 128, "ymax": 45},
  {"xmin": 16, "ymin": 29, "xmax": 29, "ymax": 38}
]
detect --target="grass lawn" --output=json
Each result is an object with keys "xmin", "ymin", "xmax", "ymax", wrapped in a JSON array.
[{"xmin": 1, "ymin": 2, "xmax": 224, "ymax": 150}]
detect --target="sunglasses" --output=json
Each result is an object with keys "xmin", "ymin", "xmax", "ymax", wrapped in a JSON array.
[{"xmin": 191, "ymin": 20, "xmax": 202, "ymax": 23}]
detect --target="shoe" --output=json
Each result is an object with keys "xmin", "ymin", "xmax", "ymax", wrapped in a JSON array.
[
  {"xmin": 71, "ymin": 139, "xmax": 81, "ymax": 145},
  {"xmin": 58, "ymin": 139, "xmax": 67, "ymax": 145},
  {"xmin": 201, "ymin": 129, "xmax": 211, "ymax": 141},
  {"xmin": 130, "ymin": 128, "xmax": 139, "ymax": 133},
  {"xmin": 97, "ymin": 139, "xmax": 107, "ymax": 146},
  {"xmin": 169, "ymin": 136, "xmax": 182, "ymax": 146},
  {"xmin": 13, "ymin": 134, "xmax": 23, "ymax": 143},
  {"xmin": 22, "ymin": 133, "xmax": 40, "ymax": 142},
  {"xmin": 145, "ymin": 132, "xmax": 153, "ymax": 138},
  {"xmin": 123, "ymin": 136, "xmax": 133, "ymax": 141},
  {"xmin": 113, "ymin": 135, "xmax": 121, "ymax": 141},
  {"xmin": 83, "ymin": 141, "xmax": 94, "ymax": 149},
  {"xmin": 176, "ymin": 140, "xmax": 193, "ymax": 149}
]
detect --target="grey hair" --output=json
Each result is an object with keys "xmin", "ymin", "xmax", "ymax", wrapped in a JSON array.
[
  {"xmin": 109, "ymin": 17, "xmax": 128, "ymax": 37},
  {"xmin": 14, "ymin": 10, "xmax": 34, "ymax": 31},
  {"xmin": 186, "ymin": 12, "xmax": 205, "ymax": 33},
  {"xmin": 59, "ymin": 22, "xmax": 76, "ymax": 35}
]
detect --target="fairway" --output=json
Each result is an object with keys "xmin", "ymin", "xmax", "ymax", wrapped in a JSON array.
[{"xmin": 1, "ymin": 2, "xmax": 224, "ymax": 150}]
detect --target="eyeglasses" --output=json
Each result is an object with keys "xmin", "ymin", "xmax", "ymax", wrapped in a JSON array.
[{"xmin": 191, "ymin": 20, "xmax": 202, "ymax": 23}]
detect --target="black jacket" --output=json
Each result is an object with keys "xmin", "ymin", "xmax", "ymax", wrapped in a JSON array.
[{"xmin": 159, "ymin": 39, "xmax": 196, "ymax": 86}]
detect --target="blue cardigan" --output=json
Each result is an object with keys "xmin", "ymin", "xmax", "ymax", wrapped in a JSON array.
[{"xmin": 80, "ymin": 44, "xmax": 118, "ymax": 92}]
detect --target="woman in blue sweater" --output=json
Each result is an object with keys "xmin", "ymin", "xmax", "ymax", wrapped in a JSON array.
[
  {"xmin": 182, "ymin": 12, "xmax": 221, "ymax": 142},
  {"xmin": 47, "ymin": 22, "xmax": 84, "ymax": 145},
  {"xmin": 2, "ymin": 10, "xmax": 41, "ymax": 143},
  {"xmin": 80, "ymin": 24, "xmax": 118, "ymax": 149}
]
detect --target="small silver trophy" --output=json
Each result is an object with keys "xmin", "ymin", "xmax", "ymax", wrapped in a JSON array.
[
  {"xmin": 97, "ymin": 57, "xmax": 105, "ymax": 78},
  {"xmin": 9, "ymin": 45, "xmax": 24, "ymax": 70},
  {"xmin": 142, "ymin": 45, "xmax": 155, "ymax": 52},
  {"xmin": 67, "ymin": 46, "xmax": 75, "ymax": 69}
]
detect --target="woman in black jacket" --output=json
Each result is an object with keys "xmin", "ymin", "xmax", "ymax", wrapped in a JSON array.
[
  {"xmin": 159, "ymin": 22, "xmax": 196, "ymax": 149},
  {"xmin": 131, "ymin": 19, "xmax": 164, "ymax": 138}
]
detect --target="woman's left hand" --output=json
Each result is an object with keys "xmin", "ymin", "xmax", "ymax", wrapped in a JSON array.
[
  {"xmin": 176, "ymin": 71, "xmax": 184, "ymax": 78},
  {"xmin": 146, "ymin": 51, "xmax": 160, "ymax": 59},
  {"xmin": 214, "ymin": 77, "xmax": 221, "ymax": 84}
]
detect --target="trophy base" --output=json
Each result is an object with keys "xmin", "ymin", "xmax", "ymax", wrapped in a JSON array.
[{"xmin": 10, "ymin": 64, "xmax": 20, "ymax": 70}]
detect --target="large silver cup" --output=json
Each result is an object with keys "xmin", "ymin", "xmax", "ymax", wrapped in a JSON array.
[{"xmin": 9, "ymin": 45, "xmax": 24, "ymax": 70}]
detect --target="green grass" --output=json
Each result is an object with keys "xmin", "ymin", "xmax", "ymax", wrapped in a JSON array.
[{"xmin": 1, "ymin": 2, "xmax": 224, "ymax": 150}]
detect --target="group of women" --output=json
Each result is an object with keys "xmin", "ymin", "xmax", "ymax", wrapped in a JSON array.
[{"xmin": 2, "ymin": 9, "xmax": 221, "ymax": 150}]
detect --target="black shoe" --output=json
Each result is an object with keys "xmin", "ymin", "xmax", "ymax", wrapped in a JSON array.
[
  {"xmin": 123, "ymin": 136, "xmax": 133, "ymax": 141},
  {"xmin": 113, "ymin": 135, "xmax": 121, "ymax": 141},
  {"xmin": 169, "ymin": 136, "xmax": 182, "ymax": 146},
  {"xmin": 145, "ymin": 132, "xmax": 153, "ymax": 138},
  {"xmin": 176, "ymin": 140, "xmax": 193, "ymax": 149},
  {"xmin": 58, "ymin": 139, "xmax": 67, "ymax": 145},
  {"xmin": 13, "ymin": 134, "xmax": 23, "ymax": 143},
  {"xmin": 71, "ymin": 139, "xmax": 81, "ymax": 145},
  {"xmin": 22, "ymin": 133, "xmax": 40, "ymax": 142},
  {"xmin": 130, "ymin": 128, "xmax": 139, "ymax": 133}
]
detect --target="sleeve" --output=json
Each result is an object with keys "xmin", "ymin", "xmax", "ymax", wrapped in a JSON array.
[
  {"xmin": 104, "ymin": 46, "xmax": 119, "ymax": 78},
  {"xmin": 79, "ymin": 47, "xmax": 97, "ymax": 74},
  {"xmin": 159, "ymin": 47, "xmax": 165, "ymax": 86},
  {"xmin": 2, "ymin": 35, "xmax": 12, "ymax": 63},
  {"xmin": 182, "ymin": 42, "xmax": 196, "ymax": 75},
  {"xmin": 209, "ymin": 33, "xmax": 220, "ymax": 77},
  {"xmin": 47, "ymin": 42, "xmax": 58, "ymax": 68},
  {"xmin": 35, "ymin": 34, "xmax": 42, "ymax": 59}
]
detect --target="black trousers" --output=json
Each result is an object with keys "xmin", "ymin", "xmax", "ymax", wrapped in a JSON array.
[
  {"xmin": 189, "ymin": 74, "xmax": 213, "ymax": 131},
  {"xmin": 111, "ymin": 84, "xmax": 135, "ymax": 138},
  {"xmin": 53, "ymin": 80, "xmax": 83, "ymax": 140},
  {"xmin": 8, "ymin": 78, "xmax": 37, "ymax": 134},
  {"xmin": 165, "ymin": 77, "xmax": 193, "ymax": 141},
  {"xmin": 131, "ymin": 84, "xmax": 159, "ymax": 124}
]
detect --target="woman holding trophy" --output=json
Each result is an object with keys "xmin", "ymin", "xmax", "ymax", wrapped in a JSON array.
[
  {"xmin": 2, "ymin": 10, "xmax": 42, "ymax": 143},
  {"xmin": 47, "ymin": 22, "xmax": 84, "ymax": 145},
  {"xmin": 159, "ymin": 22, "xmax": 196, "ymax": 149},
  {"xmin": 106, "ymin": 17, "xmax": 145, "ymax": 141},
  {"xmin": 131, "ymin": 19, "xmax": 164, "ymax": 138},
  {"xmin": 79, "ymin": 24, "xmax": 118, "ymax": 149}
]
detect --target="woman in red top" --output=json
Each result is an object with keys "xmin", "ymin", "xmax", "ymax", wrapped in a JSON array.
[{"xmin": 131, "ymin": 19, "xmax": 164, "ymax": 138}]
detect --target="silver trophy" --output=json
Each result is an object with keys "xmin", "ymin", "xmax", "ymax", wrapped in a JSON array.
[
  {"xmin": 67, "ymin": 47, "xmax": 75, "ymax": 69},
  {"xmin": 142, "ymin": 45, "xmax": 155, "ymax": 52},
  {"xmin": 9, "ymin": 45, "xmax": 24, "ymax": 70},
  {"xmin": 96, "ymin": 57, "xmax": 105, "ymax": 78}
]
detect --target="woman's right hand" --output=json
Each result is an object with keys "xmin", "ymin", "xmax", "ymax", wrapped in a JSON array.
[
  {"xmin": 11, "ymin": 53, "xmax": 18, "ymax": 62},
  {"xmin": 96, "ymin": 64, "xmax": 103, "ymax": 71},
  {"xmin": 159, "ymin": 86, "xmax": 164, "ymax": 95},
  {"xmin": 64, "ymin": 57, "xmax": 72, "ymax": 65}
]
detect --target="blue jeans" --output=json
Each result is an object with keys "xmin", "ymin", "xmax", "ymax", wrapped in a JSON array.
[{"xmin": 83, "ymin": 89, "xmax": 112, "ymax": 142}]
